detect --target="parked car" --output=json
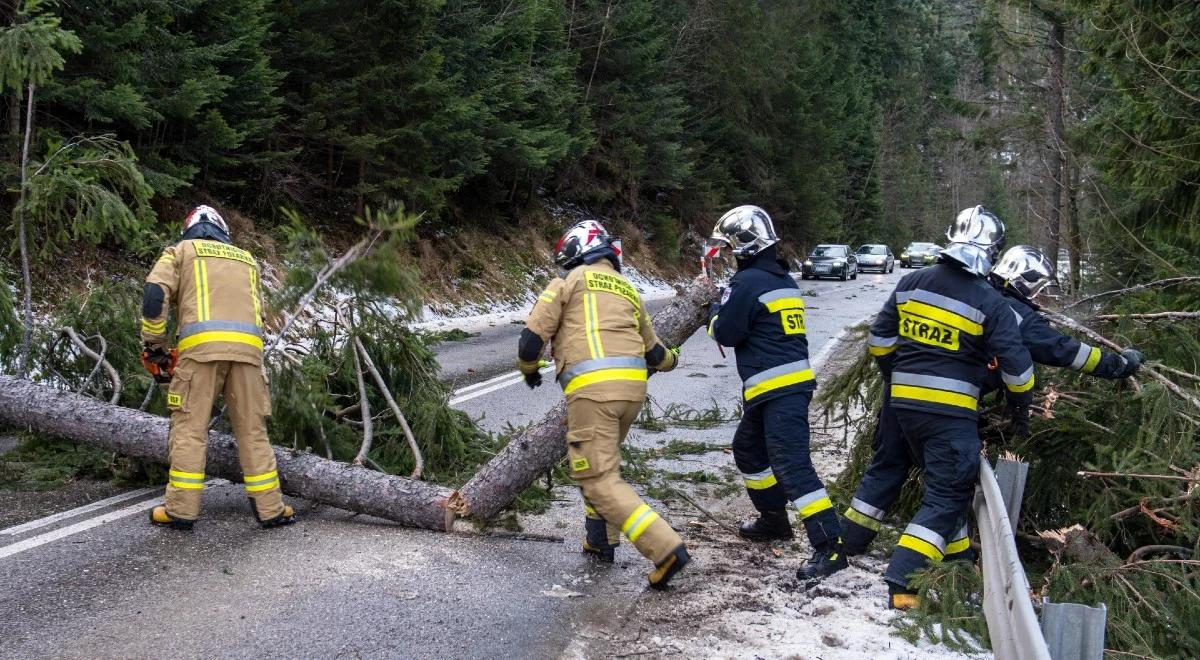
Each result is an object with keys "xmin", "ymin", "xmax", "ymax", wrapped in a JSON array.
[
  {"xmin": 801, "ymin": 244, "xmax": 858, "ymax": 280},
  {"xmin": 900, "ymin": 242, "xmax": 941, "ymax": 268},
  {"xmin": 855, "ymin": 244, "xmax": 894, "ymax": 273}
]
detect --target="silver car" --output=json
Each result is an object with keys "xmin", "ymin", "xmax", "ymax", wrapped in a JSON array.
[{"xmin": 855, "ymin": 244, "xmax": 894, "ymax": 273}]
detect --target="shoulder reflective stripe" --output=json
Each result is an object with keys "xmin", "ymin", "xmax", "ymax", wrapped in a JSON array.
[
  {"xmin": 742, "ymin": 468, "xmax": 778, "ymax": 490},
  {"xmin": 898, "ymin": 299, "xmax": 983, "ymax": 335},
  {"xmin": 142, "ymin": 319, "xmax": 167, "ymax": 334},
  {"xmin": 867, "ymin": 333, "xmax": 897, "ymax": 347},
  {"xmin": 898, "ymin": 534, "xmax": 944, "ymax": 561},
  {"xmin": 907, "ymin": 289, "xmax": 986, "ymax": 324},
  {"xmin": 1081, "ymin": 347, "xmax": 1102, "ymax": 374},
  {"xmin": 158, "ymin": 253, "xmax": 175, "ymax": 263},
  {"xmin": 743, "ymin": 360, "xmax": 814, "ymax": 399},
  {"xmin": 1069, "ymin": 343, "xmax": 1093, "ymax": 370},
  {"xmin": 903, "ymin": 523, "xmax": 947, "ymax": 553},
  {"xmin": 178, "ymin": 331, "xmax": 265, "ymax": 352},
  {"xmin": 178, "ymin": 320, "xmax": 264, "ymax": 339},
  {"xmin": 891, "ymin": 384, "xmax": 978, "ymax": 411},
  {"xmin": 758, "ymin": 288, "xmax": 804, "ymax": 312},
  {"xmin": 793, "ymin": 488, "xmax": 833, "ymax": 519},
  {"xmin": 851, "ymin": 497, "xmax": 886, "ymax": 521},
  {"xmin": 538, "ymin": 291, "xmax": 556, "ymax": 303},
  {"xmin": 892, "ymin": 372, "xmax": 979, "ymax": 397},
  {"xmin": 843, "ymin": 507, "xmax": 881, "ymax": 532},
  {"xmin": 249, "ymin": 267, "xmax": 262, "ymax": 327},
  {"xmin": 621, "ymin": 504, "xmax": 659, "ymax": 542}
]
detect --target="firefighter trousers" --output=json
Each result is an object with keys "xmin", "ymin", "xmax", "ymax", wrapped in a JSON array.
[
  {"xmin": 841, "ymin": 394, "xmax": 973, "ymax": 564},
  {"xmin": 732, "ymin": 391, "xmax": 841, "ymax": 550},
  {"xmin": 164, "ymin": 357, "xmax": 284, "ymax": 521},
  {"xmin": 567, "ymin": 397, "xmax": 682, "ymax": 564}
]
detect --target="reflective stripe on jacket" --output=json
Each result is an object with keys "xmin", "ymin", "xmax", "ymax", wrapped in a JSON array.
[
  {"xmin": 708, "ymin": 250, "xmax": 814, "ymax": 407},
  {"xmin": 142, "ymin": 239, "xmax": 266, "ymax": 365},
  {"xmin": 868, "ymin": 263, "xmax": 1034, "ymax": 419}
]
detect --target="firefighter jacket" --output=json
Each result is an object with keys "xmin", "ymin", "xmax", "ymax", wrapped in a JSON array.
[
  {"xmin": 866, "ymin": 263, "xmax": 1034, "ymax": 419},
  {"xmin": 142, "ymin": 239, "xmax": 266, "ymax": 366},
  {"xmin": 707, "ymin": 249, "xmax": 814, "ymax": 408},
  {"xmin": 521, "ymin": 259, "xmax": 676, "ymax": 403}
]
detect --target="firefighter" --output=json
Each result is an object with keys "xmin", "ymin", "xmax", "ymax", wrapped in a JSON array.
[
  {"xmin": 705, "ymin": 205, "xmax": 845, "ymax": 581},
  {"xmin": 142, "ymin": 205, "xmax": 294, "ymax": 530},
  {"xmin": 518, "ymin": 220, "xmax": 687, "ymax": 589},
  {"xmin": 841, "ymin": 206, "xmax": 1035, "ymax": 609}
]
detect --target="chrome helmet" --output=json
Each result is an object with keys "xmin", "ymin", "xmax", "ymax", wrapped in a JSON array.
[
  {"xmin": 707, "ymin": 205, "xmax": 779, "ymax": 259},
  {"xmin": 940, "ymin": 205, "xmax": 1006, "ymax": 276},
  {"xmin": 990, "ymin": 245, "xmax": 1055, "ymax": 299},
  {"xmin": 554, "ymin": 220, "xmax": 615, "ymax": 270},
  {"xmin": 182, "ymin": 204, "xmax": 230, "ymax": 238}
]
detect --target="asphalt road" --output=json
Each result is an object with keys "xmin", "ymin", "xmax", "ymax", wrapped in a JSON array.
[{"xmin": 0, "ymin": 267, "xmax": 902, "ymax": 659}]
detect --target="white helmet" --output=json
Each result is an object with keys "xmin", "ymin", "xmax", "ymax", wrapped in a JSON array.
[
  {"xmin": 554, "ymin": 220, "xmax": 617, "ymax": 270},
  {"xmin": 182, "ymin": 205, "xmax": 230, "ymax": 238},
  {"xmin": 941, "ymin": 205, "xmax": 1006, "ymax": 276},
  {"xmin": 990, "ymin": 245, "xmax": 1055, "ymax": 298},
  {"xmin": 707, "ymin": 205, "xmax": 779, "ymax": 259}
]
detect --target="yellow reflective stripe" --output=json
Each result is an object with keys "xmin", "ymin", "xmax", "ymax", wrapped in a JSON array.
[
  {"xmin": 946, "ymin": 536, "xmax": 971, "ymax": 555},
  {"xmin": 764, "ymin": 297, "xmax": 804, "ymax": 313},
  {"xmin": 245, "ymin": 479, "xmax": 280, "ymax": 493},
  {"xmin": 159, "ymin": 253, "xmax": 175, "ymax": 263},
  {"xmin": 169, "ymin": 469, "xmax": 204, "ymax": 480},
  {"xmin": 899, "ymin": 534, "xmax": 945, "ymax": 561},
  {"xmin": 249, "ymin": 267, "xmax": 262, "ymax": 328},
  {"xmin": 707, "ymin": 314, "xmax": 718, "ymax": 338},
  {"xmin": 562, "ymin": 368, "xmax": 647, "ymax": 395},
  {"xmin": 142, "ymin": 319, "xmax": 167, "ymax": 334},
  {"xmin": 584, "ymin": 502, "xmax": 598, "ymax": 516},
  {"xmin": 169, "ymin": 480, "xmax": 205, "ymax": 490},
  {"xmin": 743, "ymin": 473, "xmax": 778, "ymax": 490},
  {"xmin": 583, "ymin": 293, "xmax": 604, "ymax": 359},
  {"xmin": 844, "ymin": 507, "xmax": 881, "ymax": 532},
  {"xmin": 621, "ymin": 504, "xmax": 659, "ymax": 542},
  {"xmin": 1082, "ymin": 347, "xmax": 1101, "ymax": 374},
  {"xmin": 797, "ymin": 496, "xmax": 833, "ymax": 519},
  {"xmin": 892, "ymin": 384, "xmax": 978, "ymax": 411},
  {"xmin": 899, "ymin": 300, "xmax": 983, "ymax": 335},
  {"xmin": 868, "ymin": 345, "xmax": 896, "ymax": 356},
  {"xmin": 1006, "ymin": 375, "xmax": 1035, "ymax": 393},
  {"xmin": 744, "ymin": 368, "xmax": 815, "ymax": 401},
  {"xmin": 538, "ymin": 289, "xmax": 557, "ymax": 304},
  {"xmin": 243, "ymin": 470, "xmax": 278, "ymax": 484},
  {"xmin": 193, "ymin": 259, "xmax": 211, "ymax": 322},
  {"xmin": 177, "ymin": 331, "xmax": 265, "ymax": 352}
]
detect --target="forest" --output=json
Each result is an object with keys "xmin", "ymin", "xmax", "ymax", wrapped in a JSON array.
[{"xmin": 0, "ymin": 0, "xmax": 1197, "ymax": 657}]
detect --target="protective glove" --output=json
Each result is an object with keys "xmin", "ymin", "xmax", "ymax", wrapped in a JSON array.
[
  {"xmin": 1007, "ymin": 404, "xmax": 1031, "ymax": 439},
  {"xmin": 524, "ymin": 371, "xmax": 543, "ymax": 389},
  {"xmin": 1119, "ymin": 348, "xmax": 1145, "ymax": 377}
]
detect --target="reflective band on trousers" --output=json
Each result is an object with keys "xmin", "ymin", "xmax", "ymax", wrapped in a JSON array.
[
  {"xmin": 891, "ymin": 371, "xmax": 979, "ymax": 410},
  {"xmin": 843, "ymin": 507, "xmax": 881, "ymax": 531},
  {"xmin": 558, "ymin": 356, "xmax": 647, "ymax": 395},
  {"xmin": 898, "ymin": 523, "xmax": 946, "ymax": 561},
  {"xmin": 177, "ymin": 320, "xmax": 265, "ymax": 352},
  {"xmin": 794, "ymin": 488, "xmax": 833, "ymax": 519},
  {"xmin": 741, "ymin": 468, "xmax": 778, "ymax": 490},
  {"xmin": 243, "ymin": 470, "xmax": 279, "ymax": 493},
  {"xmin": 743, "ymin": 359, "xmax": 814, "ymax": 401},
  {"xmin": 169, "ymin": 469, "xmax": 205, "ymax": 490},
  {"xmin": 622, "ymin": 504, "xmax": 660, "ymax": 542}
]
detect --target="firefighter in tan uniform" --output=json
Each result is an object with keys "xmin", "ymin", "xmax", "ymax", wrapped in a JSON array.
[
  {"xmin": 141, "ymin": 205, "xmax": 294, "ymax": 530},
  {"xmin": 518, "ymin": 220, "xmax": 689, "ymax": 588}
]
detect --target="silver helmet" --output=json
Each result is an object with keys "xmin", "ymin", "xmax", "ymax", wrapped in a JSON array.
[
  {"xmin": 940, "ymin": 205, "xmax": 1006, "ymax": 276},
  {"xmin": 990, "ymin": 245, "xmax": 1055, "ymax": 298},
  {"xmin": 707, "ymin": 205, "xmax": 779, "ymax": 258}
]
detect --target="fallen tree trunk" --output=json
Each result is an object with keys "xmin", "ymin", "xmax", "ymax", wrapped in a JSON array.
[
  {"xmin": 448, "ymin": 276, "xmax": 719, "ymax": 520},
  {"xmin": 0, "ymin": 375, "xmax": 454, "ymax": 530}
]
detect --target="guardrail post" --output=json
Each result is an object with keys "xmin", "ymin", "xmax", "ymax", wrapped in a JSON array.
[
  {"xmin": 993, "ymin": 457, "xmax": 1029, "ymax": 530},
  {"xmin": 1040, "ymin": 600, "xmax": 1107, "ymax": 660}
]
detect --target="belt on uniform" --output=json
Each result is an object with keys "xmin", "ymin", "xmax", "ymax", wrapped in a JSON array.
[
  {"xmin": 177, "ymin": 320, "xmax": 264, "ymax": 352},
  {"xmin": 742, "ymin": 359, "xmax": 814, "ymax": 401},
  {"xmin": 558, "ymin": 356, "xmax": 648, "ymax": 395}
]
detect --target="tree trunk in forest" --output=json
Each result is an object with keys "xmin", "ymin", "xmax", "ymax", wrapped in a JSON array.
[
  {"xmin": 1044, "ymin": 19, "xmax": 1066, "ymax": 266},
  {"xmin": 16, "ymin": 83, "xmax": 35, "ymax": 378},
  {"xmin": 448, "ymin": 276, "xmax": 719, "ymax": 520},
  {"xmin": 1066, "ymin": 160, "xmax": 1083, "ymax": 293},
  {"xmin": 0, "ymin": 375, "xmax": 455, "ymax": 530}
]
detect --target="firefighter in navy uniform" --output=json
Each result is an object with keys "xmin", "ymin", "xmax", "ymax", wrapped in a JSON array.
[
  {"xmin": 518, "ymin": 220, "xmax": 688, "ymax": 589},
  {"xmin": 840, "ymin": 206, "xmax": 1035, "ymax": 609},
  {"xmin": 141, "ymin": 205, "xmax": 294, "ymax": 530},
  {"xmin": 706, "ymin": 205, "xmax": 845, "ymax": 581}
]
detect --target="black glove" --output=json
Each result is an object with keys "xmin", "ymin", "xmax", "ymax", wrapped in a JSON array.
[
  {"xmin": 1119, "ymin": 348, "xmax": 1145, "ymax": 377},
  {"xmin": 524, "ymin": 370, "xmax": 542, "ymax": 389},
  {"xmin": 1007, "ymin": 404, "xmax": 1030, "ymax": 438}
]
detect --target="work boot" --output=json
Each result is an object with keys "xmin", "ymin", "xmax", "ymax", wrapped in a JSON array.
[
  {"xmin": 249, "ymin": 498, "xmax": 296, "ymax": 529},
  {"xmin": 582, "ymin": 540, "xmax": 616, "ymax": 563},
  {"xmin": 648, "ymin": 544, "xmax": 691, "ymax": 590},
  {"xmin": 795, "ymin": 542, "xmax": 848, "ymax": 581},
  {"xmin": 583, "ymin": 516, "xmax": 617, "ymax": 562},
  {"xmin": 888, "ymin": 584, "xmax": 921, "ymax": 610},
  {"xmin": 738, "ymin": 510, "xmax": 794, "ymax": 542},
  {"xmin": 149, "ymin": 505, "xmax": 194, "ymax": 531}
]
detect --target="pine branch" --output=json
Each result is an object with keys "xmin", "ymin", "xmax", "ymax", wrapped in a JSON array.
[
  {"xmin": 1091, "ymin": 311, "xmax": 1200, "ymax": 323},
  {"xmin": 1067, "ymin": 277, "xmax": 1200, "ymax": 308}
]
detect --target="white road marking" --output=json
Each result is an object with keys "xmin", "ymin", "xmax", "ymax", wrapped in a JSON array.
[
  {"xmin": 0, "ymin": 487, "xmax": 159, "ymax": 536},
  {"xmin": 0, "ymin": 480, "xmax": 220, "ymax": 560},
  {"xmin": 448, "ymin": 366, "xmax": 556, "ymax": 407}
]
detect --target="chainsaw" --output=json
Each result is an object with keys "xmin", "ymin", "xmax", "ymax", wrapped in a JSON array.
[{"xmin": 141, "ymin": 346, "xmax": 179, "ymax": 384}]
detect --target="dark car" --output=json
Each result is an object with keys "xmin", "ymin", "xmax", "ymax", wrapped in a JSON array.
[
  {"xmin": 801, "ymin": 244, "xmax": 857, "ymax": 281},
  {"xmin": 855, "ymin": 244, "xmax": 894, "ymax": 273},
  {"xmin": 900, "ymin": 242, "xmax": 941, "ymax": 268}
]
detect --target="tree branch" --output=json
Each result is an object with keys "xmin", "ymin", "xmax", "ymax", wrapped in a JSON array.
[
  {"xmin": 1066, "ymin": 277, "xmax": 1200, "ymax": 308},
  {"xmin": 350, "ymin": 338, "xmax": 373, "ymax": 466},
  {"xmin": 60, "ymin": 327, "xmax": 121, "ymax": 404},
  {"xmin": 354, "ymin": 336, "xmax": 424, "ymax": 479},
  {"xmin": 1091, "ymin": 311, "xmax": 1200, "ymax": 323}
]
